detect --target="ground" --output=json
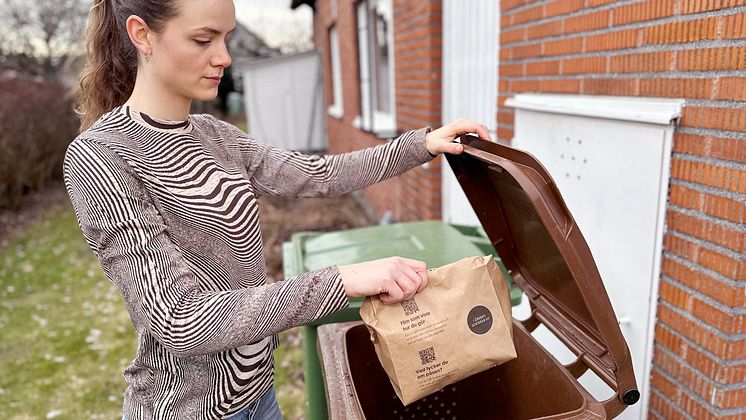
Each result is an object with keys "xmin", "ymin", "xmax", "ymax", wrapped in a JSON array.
[{"xmin": 0, "ymin": 183, "xmax": 373, "ymax": 419}]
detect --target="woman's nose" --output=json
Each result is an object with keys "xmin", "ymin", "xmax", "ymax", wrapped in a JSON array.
[{"xmin": 213, "ymin": 42, "xmax": 232, "ymax": 68}]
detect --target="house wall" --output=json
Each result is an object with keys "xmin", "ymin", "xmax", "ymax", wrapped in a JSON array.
[
  {"xmin": 498, "ymin": 1, "xmax": 745, "ymax": 418},
  {"xmin": 315, "ymin": 0, "xmax": 444, "ymax": 222}
]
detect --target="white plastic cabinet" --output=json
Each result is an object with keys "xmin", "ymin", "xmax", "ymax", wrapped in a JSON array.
[{"xmin": 507, "ymin": 93, "xmax": 684, "ymax": 419}]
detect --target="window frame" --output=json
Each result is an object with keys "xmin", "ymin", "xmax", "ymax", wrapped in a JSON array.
[{"xmin": 355, "ymin": 0, "xmax": 396, "ymax": 137}]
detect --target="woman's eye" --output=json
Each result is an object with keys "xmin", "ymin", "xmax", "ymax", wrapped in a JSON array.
[{"xmin": 194, "ymin": 39, "xmax": 211, "ymax": 45}]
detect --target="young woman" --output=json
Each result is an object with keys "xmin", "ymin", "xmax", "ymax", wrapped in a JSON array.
[{"xmin": 65, "ymin": 0, "xmax": 492, "ymax": 418}]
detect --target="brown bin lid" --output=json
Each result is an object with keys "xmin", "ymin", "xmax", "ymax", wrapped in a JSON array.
[{"xmin": 446, "ymin": 135, "xmax": 639, "ymax": 409}]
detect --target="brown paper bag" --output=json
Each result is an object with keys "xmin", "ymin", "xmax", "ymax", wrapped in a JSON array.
[{"xmin": 359, "ymin": 256, "xmax": 517, "ymax": 405}]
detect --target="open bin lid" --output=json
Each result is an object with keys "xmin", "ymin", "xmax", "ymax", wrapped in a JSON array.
[{"xmin": 446, "ymin": 135, "xmax": 639, "ymax": 412}]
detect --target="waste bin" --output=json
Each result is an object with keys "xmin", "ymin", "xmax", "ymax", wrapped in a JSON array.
[
  {"xmin": 282, "ymin": 221, "xmax": 523, "ymax": 420},
  {"xmin": 315, "ymin": 136, "xmax": 639, "ymax": 419}
]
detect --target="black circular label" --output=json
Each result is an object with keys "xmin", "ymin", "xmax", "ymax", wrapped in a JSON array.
[{"xmin": 467, "ymin": 305, "xmax": 493, "ymax": 334}]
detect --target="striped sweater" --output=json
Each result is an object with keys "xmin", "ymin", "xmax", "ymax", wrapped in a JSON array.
[{"xmin": 62, "ymin": 106, "xmax": 434, "ymax": 419}]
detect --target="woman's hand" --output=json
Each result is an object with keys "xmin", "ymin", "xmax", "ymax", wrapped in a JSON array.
[
  {"xmin": 337, "ymin": 257, "xmax": 428, "ymax": 304},
  {"xmin": 425, "ymin": 118, "xmax": 492, "ymax": 155}
]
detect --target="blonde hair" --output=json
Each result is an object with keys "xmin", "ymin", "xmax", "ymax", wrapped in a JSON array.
[{"xmin": 75, "ymin": 0, "xmax": 179, "ymax": 131}]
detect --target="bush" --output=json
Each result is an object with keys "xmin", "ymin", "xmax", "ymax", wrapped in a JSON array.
[{"xmin": 0, "ymin": 78, "xmax": 78, "ymax": 209}]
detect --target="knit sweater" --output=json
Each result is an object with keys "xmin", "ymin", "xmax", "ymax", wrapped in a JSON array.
[{"xmin": 62, "ymin": 106, "xmax": 434, "ymax": 419}]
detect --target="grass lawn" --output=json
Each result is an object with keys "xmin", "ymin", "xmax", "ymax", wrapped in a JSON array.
[{"xmin": 0, "ymin": 200, "xmax": 305, "ymax": 419}]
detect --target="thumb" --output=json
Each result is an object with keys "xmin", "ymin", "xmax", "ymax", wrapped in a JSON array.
[{"xmin": 448, "ymin": 142, "xmax": 464, "ymax": 155}]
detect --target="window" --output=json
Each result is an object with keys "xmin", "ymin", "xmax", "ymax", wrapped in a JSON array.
[
  {"xmin": 328, "ymin": 26, "xmax": 343, "ymax": 119},
  {"xmin": 356, "ymin": 0, "xmax": 395, "ymax": 137}
]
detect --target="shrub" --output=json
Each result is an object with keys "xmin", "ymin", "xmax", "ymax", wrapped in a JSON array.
[{"xmin": 0, "ymin": 78, "xmax": 78, "ymax": 209}]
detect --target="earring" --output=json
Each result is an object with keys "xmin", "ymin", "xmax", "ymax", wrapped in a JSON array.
[{"xmin": 145, "ymin": 51, "xmax": 152, "ymax": 62}]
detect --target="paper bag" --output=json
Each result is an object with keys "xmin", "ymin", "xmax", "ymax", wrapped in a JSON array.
[{"xmin": 359, "ymin": 256, "xmax": 517, "ymax": 405}]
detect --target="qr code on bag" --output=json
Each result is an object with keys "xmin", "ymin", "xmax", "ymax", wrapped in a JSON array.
[
  {"xmin": 418, "ymin": 347, "xmax": 436, "ymax": 365},
  {"xmin": 401, "ymin": 298, "xmax": 419, "ymax": 316}
]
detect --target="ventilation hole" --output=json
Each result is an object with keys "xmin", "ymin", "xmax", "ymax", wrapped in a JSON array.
[
  {"xmin": 433, "ymin": 396, "xmax": 439, "ymax": 401},
  {"xmin": 583, "ymin": 158, "xmax": 588, "ymax": 163},
  {"xmin": 571, "ymin": 156, "xmax": 575, "ymax": 161},
  {"xmin": 566, "ymin": 137, "xmax": 570, "ymax": 142},
  {"xmin": 577, "ymin": 175, "xmax": 581, "ymax": 180},
  {"xmin": 565, "ymin": 173, "xmax": 570, "ymax": 178},
  {"xmin": 578, "ymin": 139, "xmax": 582, "ymax": 144},
  {"xmin": 452, "ymin": 402, "xmax": 457, "ymax": 406},
  {"xmin": 446, "ymin": 410, "xmax": 451, "ymax": 415},
  {"xmin": 440, "ymin": 403, "xmax": 445, "ymax": 407},
  {"xmin": 560, "ymin": 153, "xmax": 565, "ymax": 159},
  {"xmin": 451, "ymin": 387, "xmax": 456, "ymax": 392}
]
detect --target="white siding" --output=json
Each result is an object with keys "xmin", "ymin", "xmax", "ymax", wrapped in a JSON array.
[
  {"xmin": 241, "ymin": 51, "xmax": 326, "ymax": 151},
  {"xmin": 441, "ymin": 0, "xmax": 499, "ymax": 226}
]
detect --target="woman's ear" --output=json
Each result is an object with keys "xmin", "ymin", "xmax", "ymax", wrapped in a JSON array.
[{"xmin": 125, "ymin": 15, "xmax": 152, "ymax": 59}]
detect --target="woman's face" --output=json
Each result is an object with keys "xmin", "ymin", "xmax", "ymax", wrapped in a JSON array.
[{"xmin": 149, "ymin": 0, "xmax": 236, "ymax": 102}]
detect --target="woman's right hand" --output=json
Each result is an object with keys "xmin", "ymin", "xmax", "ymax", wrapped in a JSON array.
[{"xmin": 337, "ymin": 257, "xmax": 428, "ymax": 304}]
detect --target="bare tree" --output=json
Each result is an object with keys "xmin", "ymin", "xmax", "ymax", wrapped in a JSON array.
[{"xmin": 0, "ymin": 0, "xmax": 88, "ymax": 81}]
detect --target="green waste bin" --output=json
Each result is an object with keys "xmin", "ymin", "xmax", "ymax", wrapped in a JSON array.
[{"xmin": 281, "ymin": 220, "xmax": 523, "ymax": 420}]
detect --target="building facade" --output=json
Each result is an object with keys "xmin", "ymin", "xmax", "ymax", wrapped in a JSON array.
[{"xmin": 298, "ymin": 0, "xmax": 745, "ymax": 418}]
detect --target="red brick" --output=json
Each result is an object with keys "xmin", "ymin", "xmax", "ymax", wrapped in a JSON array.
[
  {"xmin": 563, "ymin": 10, "xmax": 609, "ymax": 33},
  {"xmin": 543, "ymin": 37, "xmax": 583, "ymax": 56},
  {"xmin": 500, "ymin": 27, "xmax": 526, "ymax": 44},
  {"xmin": 655, "ymin": 322, "xmax": 746, "ymax": 386},
  {"xmin": 585, "ymin": 29, "xmax": 639, "ymax": 52},
  {"xmin": 610, "ymin": 51, "xmax": 673, "ymax": 73},
  {"xmin": 540, "ymin": 78, "xmax": 581, "ymax": 93},
  {"xmin": 673, "ymin": 131, "xmax": 746, "ymax": 163},
  {"xmin": 640, "ymin": 78, "xmax": 712, "ymax": 99},
  {"xmin": 497, "ymin": 126, "xmax": 514, "ymax": 142},
  {"xmin": 526, "ymin": 20, "xmax": 564, "ymax": 40},
  {"xmin": 512, "ymin": 42, "xmax": 543, "ymax": 59},
  {"xmin": 510, "ymin": 79, "xmax": 541, "ymax": 92},
  {"xmin": 682, "ymin": 0, "xmax": 746, "ymax": 14},
  {"xmin": 497, "ymin": 110, "xmax": 514, "ymax": 125},
  {"xmin": 501, "ymin": 0, "xmax": 531, "ymax": 12},
  {"xmin": 582, "ymin": 78, "xmax": 638, "ymax": 95},
  {"xmin": 671, "ymin": 158, "xmax": 746, "ymax": 195},
  {"xmin": 500, "ymin": 63, "xmax": 524, "ymax": 77},
  {"xmin": 511, "ymin": 4, "xmax": 544, "ymax": 25},
  {"xmin": 642, "ymin": 17, "xmax": 719, "ymax": 45},
  {"xmin": 543, "ymin": 0, "xmax": 584, "ymax": 18},
  {"xmin": 664, "ymin": 232, "xmax": 744, "ymax": 280},
  {"xmin": 677, "ymin": 47, "xmax": 746, "ymax": 71},
  {"xmin": 662, "ymin": 256, "xmax": 746, "ymax": 307},
  {"xmin": 612, "ymin": 0, "xmax": 677, "ymax": 25},
  {"xmin": 562, "ymin": 56, "xmax": 605, "ymax": 74},
  {"xmin": 667, "ymin": 209, "xmax": 746, "ymax": 253},
  {"xmin": 656, "ymin": 303, "xmax": 743, "ymax": 359},
  {"xmin": 525, "ymin": 60, "xmax": 561, "ymax": 76},
  {"xmin": 669, "ymin": 184, "xmax": 744, "ymax": 224},
  {"xmin": 721, "ymin": 11, "xmax": 746, "ymax": 39},
  {"xmin": 716, "ymin": 77, "xmax": 746, "ymax": 101},
  {"xmin": 659, "ymin": 278, "xmax": 746, "ymax": 334},
  {"xmin": 586, "ymin": 0, "xmax": 618, "ymax": 6}
]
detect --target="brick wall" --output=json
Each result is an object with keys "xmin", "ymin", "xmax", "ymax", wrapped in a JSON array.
[
  {"xmin": 498, "ymin": 1, "xmax": 746, "ymax": 418},
  {"xmin": 314, "ymin": 0, "xmax": 443, "ymax": 222}
]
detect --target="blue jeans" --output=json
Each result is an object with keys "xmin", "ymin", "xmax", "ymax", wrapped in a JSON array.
[
  {"xmin": 121, "ymin": 387, "xmax": 283, "ymax": 420},
  {"xmin": 225, "ymin": 387, "xmax": 283, "ymax": 420}
]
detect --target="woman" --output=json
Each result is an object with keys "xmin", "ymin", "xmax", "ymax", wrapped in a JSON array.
[{"xmin": 65, "ymin": 0, "xmax": 492, "ymax": 418}]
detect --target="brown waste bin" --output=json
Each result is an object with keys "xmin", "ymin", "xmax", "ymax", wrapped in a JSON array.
[{"xmin": 316, "ymin": 135, "xmax": 639, "ymax": 419}]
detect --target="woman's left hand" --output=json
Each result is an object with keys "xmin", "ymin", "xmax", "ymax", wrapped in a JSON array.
[{"xmin": 425, "ymin": 118, "xmax": 492, "ymax": 155}]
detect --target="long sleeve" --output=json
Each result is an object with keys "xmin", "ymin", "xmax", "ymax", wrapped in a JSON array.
[
  {"xmin": 217, "ymin": 119, "xmax": 435, "ymax": 197},
  {"xmin": 63, "ymin": 138, "xmax": 349, "ymax": 358}
]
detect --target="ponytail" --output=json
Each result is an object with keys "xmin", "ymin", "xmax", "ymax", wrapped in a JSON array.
[{"xmin": 75, "ymin": 0, "xmax": 178, "ymax": 132}]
